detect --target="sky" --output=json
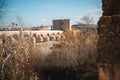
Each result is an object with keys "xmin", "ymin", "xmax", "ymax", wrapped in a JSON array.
[{"xmin": 2, "ymin": 0, "xmax": 102, "ymax": 27}]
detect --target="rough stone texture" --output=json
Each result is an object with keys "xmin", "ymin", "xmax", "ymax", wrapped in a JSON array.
[
  {"xmin": 98, "ymin": 64, "xmax": 120, "ymax": 80},
  {"xmin": 98, "ymin": 0, "xmax": 120, "ymax": 80},
  {"xmin": 102, "ymin": 0, "xmax": 120, "ymax": 16},
  {"xmin": 97, "ymin": 15, "xmax": 120, "ymax": 63}
]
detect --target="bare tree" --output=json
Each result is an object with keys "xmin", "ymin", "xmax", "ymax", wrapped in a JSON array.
[{"xmin": 81, "ymin": 15, "xmax": 94, "ymax": 24}]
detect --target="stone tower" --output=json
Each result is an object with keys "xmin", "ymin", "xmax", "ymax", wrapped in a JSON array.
[
  {"xmin": 53, "ymin": 19, "xmax": 71, "ymax": 31},
  {"xmin": 97, "ymin": 0, "xmax": 120, "ymax": 80}
]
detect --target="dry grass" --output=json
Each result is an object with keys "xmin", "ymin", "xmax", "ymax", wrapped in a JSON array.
[
  {"xmin": 0, "ymin": 29, "xmax": 98, "ymax": 80},
  {"xmin": 0, "ymin": 34, "xmax": 41, "ymax": 80},
  {"xmin": 41, "ymin": 30, "xmax": 98, "ymax": 69}
]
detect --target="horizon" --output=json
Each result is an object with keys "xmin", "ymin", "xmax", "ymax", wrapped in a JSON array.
[{"xmin": 1, "ymin": 0, "xmax": 102, "ymax": 27}]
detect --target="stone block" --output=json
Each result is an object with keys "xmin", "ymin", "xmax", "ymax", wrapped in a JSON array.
[
  {"xmin": 98, "ymin": 64, "xmax": 120, "ymax": 80},
  {"xmin": 102, "ymin": 0, "xmax": 120, "ymax": 16},
  {"xmin": 97, "ymin": 37, "xmax": 120, "ymax": 63},
  {"xmin": 98, "ymin": 0, "xmax": 120, "ymax": 79}
]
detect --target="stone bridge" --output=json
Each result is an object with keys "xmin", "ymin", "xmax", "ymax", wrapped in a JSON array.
[{"xmin": 0, "ymin": 30, "xmax": 65, "ymax": 43}]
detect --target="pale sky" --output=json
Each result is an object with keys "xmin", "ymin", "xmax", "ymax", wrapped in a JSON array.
[{"xmin": 2, "ymin": 0, "xmax": 102, "ymax": 27}]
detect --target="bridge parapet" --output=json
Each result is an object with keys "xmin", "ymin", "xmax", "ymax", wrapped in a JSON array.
[{"xmin": 0, "ymin": 30, "xmax": 64, "ymax": 44}]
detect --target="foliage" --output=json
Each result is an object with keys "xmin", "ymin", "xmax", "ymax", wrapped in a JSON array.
[
  {"xmin": 43, "ymin": 30, "xmax": 98, "ymax": 68},
  {"xmin": 0, "ymin": 28, "xmax": 98, "ymax": 80},
  {"xmin": 0, "ymin": 34, "xmax": 40, "ymax": 80},
  {"xmin": 39, "ymin": 30, "xmax": 98, "ymax": 80}
]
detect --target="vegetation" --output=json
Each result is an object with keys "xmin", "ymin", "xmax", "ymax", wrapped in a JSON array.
[
  {"xmin": 0, "ymin": 34, "xmax": 39, "ymax": 80},
  {"xmin": 81, "ymin": 15, "xmax": 94, "ymax": 24},
  {"xmin": 41, "ymin": 30, "xmax": 98, "ymax": 80},
  {"xmin": 44, "ymin": 30, "xmax": 98, "ymax": 67},
  {"xmin": 0, "ymin": 24, "xmax": 98, "ymax": 80},
  {"xmin": 0, "ymin": 13, "xmax": 98, "ymax": 79}
]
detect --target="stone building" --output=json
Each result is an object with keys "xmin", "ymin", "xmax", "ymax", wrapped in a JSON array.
[{"xmin": 52, "ymin": 19, "xmax": 71, "ymax": 31}]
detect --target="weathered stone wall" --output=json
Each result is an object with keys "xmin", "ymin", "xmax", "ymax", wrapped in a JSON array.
[
  {"xmin": 102, "ymin": 0, "xmax": 120, "ymax": 16},
  {"xmin": 97, "ymin": 15, "xmax": 120, "ymax": 63},
  {"xmin": 98, "ymin": 0, "xmax": 120, "ymax": 80},
  {"xmin": 98, "ymin": 64, "xmax": 120, "ymax": 80}
]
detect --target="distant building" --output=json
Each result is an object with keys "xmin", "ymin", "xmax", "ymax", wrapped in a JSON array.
[
  {"xmin": 52, "ymin": 19, "xmax": 71, "ymax": 31},
  {"xmin": 72, "ymin": 24, "xmax": 98, "ymax": 33},
  {"xmin": 30, "ymin": 25, "xmax": 51, "ymax": 30}
]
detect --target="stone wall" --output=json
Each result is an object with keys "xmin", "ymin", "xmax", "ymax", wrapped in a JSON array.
[
  {"xmin": 98, "ymin": 64, "xmax": 120, "ymax": 80},
  {"xmin": 102, "ymin": 0, "xmax": 120, "ymax": 16},
  {"xmin": 97, "ymin": 0, "xmax": 120, "ymax": 80},
  {"xmin": 97, "ymin": 15, "xmax": 120, "ymax": 63}
]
